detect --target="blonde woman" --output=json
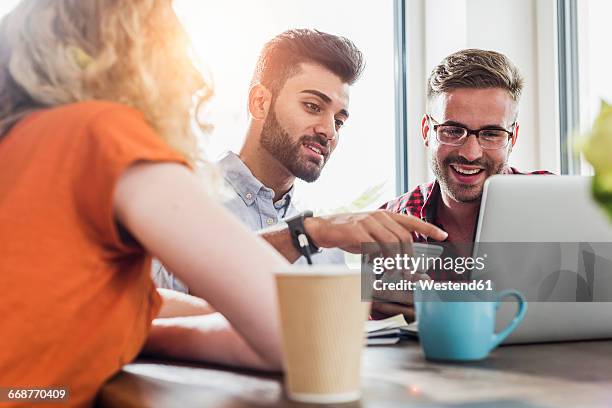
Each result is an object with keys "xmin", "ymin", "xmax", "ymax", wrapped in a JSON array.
[
  {"xmin": 0, "ymin": 0, "xmax": 289, "ymax": 406},
  {"xmin": 0, "ymin": 0, "xmax": 444, "ymax": 406}
]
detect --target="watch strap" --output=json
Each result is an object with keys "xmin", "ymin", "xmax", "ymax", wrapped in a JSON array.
[{"xmin": 285, "ymin": 210, "xmax": 320, "ymax": 256}]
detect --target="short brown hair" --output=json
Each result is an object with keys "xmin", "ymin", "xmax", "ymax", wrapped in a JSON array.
[
  {"xmin": 426, "ymin": 49, "xmax": 524, "ymax": 107},
  {"xmin": 252, "ymin": 29, "xmax": 364, "ymax": 95}
]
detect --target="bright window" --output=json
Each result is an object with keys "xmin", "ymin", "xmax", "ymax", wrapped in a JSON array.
[
  {"xmin": 577, "ymin": 0, "xmax": 612, "ymax": 129},
  {"xmin": 0, "ymin": 1, "xmax": 399, "ymax": 213},
  {"xmin": 0, "ymin": 1, "xmax": 19, "ymax": 17},
  {"xmin": 175, "ymin": 0, "xmax": 398, "ymax": 213},
  {"xmin": 560, "ymin": 0, "xmax": 612, "ymax": 174}
]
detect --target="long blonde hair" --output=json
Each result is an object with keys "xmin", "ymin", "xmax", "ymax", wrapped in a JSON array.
[{"xmin": 0, "ymin": 0, "xmax": 211, "ymax": 163}]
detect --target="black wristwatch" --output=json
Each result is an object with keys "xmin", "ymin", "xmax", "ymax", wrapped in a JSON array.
[{"xmin": 285, "ymin": 211, "xmax": 320, "ymax": 264}]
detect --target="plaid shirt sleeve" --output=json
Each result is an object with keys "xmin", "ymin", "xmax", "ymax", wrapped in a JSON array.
[{"xmin": 379, "ymin": 184, "xmax": 431, "ymax": 217}]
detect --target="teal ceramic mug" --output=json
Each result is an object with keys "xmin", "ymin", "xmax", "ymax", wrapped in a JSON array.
[{"xmin": 414, "ymin": 288, "xmax": 527, "ymax": 361}]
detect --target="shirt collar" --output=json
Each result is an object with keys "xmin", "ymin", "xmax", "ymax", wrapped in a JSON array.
[
  {"xmin": 420, "ymin": 181, "xmax": 441, "ymax": 225},
  {"xmin": 421, "ymin": 166, "xmax": 519, "ymax": 222},
  {"xmin": 217, "ymin": 151, "xmax": 295, "ymax": 206}
]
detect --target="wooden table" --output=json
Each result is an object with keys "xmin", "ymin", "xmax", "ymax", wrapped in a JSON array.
[{"xmin": 98, "ymin": 340, "xmax": 612, "ymax": 408}]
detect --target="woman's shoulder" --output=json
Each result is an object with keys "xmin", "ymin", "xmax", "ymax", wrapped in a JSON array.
[
  {"xmin": 14, "ymin": 101, "xmax": 148, "ymax": 138},
  {"xmin": 38, "ymin": 100, "xmax": 146, "ymax": 124},
  {"xmin": 9, "ymin": 100, "xmax": 178, "ymax": 167},
  {"xmin": 18, "ymin": 100, "xmax": 159, "ymax": 148}
]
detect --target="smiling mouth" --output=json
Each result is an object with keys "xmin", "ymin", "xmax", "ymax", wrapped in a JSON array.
[
  {"xmin": 303, "ymin": 142, "xmax": 326, "ymax": 161},
  {"xmin": 449, "ymin": 163, "xmax": 485, "ymax": 177}
]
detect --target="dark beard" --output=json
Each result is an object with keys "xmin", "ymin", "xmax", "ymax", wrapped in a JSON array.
[
  {"xmin": 431, "ymin": 153, "xmax": 507, "ymax": 203},
  {"xmin": 260, "ymin": 109, "xmax": 328, "ymax": 183}
]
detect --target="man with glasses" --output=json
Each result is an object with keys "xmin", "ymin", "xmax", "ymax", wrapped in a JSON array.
[{"xmin": 372, "ymin": 49, "xmax": 550, "ymax": 320}]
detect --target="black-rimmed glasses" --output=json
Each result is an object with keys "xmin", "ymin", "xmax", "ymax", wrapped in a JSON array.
[{"xmin": 427, "ymin": 115, "xmax": 515, "ymax": 150}]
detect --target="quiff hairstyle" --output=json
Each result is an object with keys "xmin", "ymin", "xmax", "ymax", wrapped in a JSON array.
[
  {"xmin": 251, "ymin": 28, "xmax": 364, "ymax": 95},
  {"xmin": 426, "ymin": 48, "xmax": 524, "ymax": 109}
]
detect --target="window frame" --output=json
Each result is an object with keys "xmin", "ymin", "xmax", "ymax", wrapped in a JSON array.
[
  {"xmin": 393, "ymin": 0, "xmax": 409, "ymax": 195},
  {"xmin": 557, "ymin": 0, "xmax": 582, "ymax": 175}
]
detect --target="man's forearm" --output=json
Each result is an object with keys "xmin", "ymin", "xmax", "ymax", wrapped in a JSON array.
[{"xmin": 258, "ymin": 226, "xmax": 301, "ymax": 263}]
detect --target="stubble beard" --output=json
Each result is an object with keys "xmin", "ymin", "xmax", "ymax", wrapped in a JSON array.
[
  {"xmin": 260, "ymin": 109, "xmax": 327, "ymax": 183},
  {"xmin": 430, "ymin": 152, "xmax": 507, "ymax": 203}
]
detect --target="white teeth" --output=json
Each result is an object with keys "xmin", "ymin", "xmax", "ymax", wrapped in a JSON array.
[
  {"xmin": 306, "ymin": 144, "xmax": 322, "ymax": 155},
  {"xmin": 451, "ymin": 164, "xmax": 482, "ymax": 175}
]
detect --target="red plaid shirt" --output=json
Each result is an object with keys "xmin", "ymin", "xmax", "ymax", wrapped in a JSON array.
[
  {"xmin": 381, "ymin": 167, "xmax": 552, "ymax": 242},
  {"xmin": 379, "ymin": 167, "xmax": 552, "ymax": 281}
]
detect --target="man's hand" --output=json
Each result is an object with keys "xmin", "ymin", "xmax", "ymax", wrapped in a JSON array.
[
  {"xmin": 304, "ymin": 210, "xmax": 447, "ymax": 253},
  {"xmin": 157, "ymin": 288, "xmax": 216, "ymax": 318},
  {"xmin": 304, "ymin": 211, "xmax": 445, "ymax": 323},
  {"xmin": 371, "ymin": 301, "xmax": 415, "ymax": 322},
  {"xmin": 370, "ymin": 273, "xmax": 430, "ymax": 322},
  {"xmin": 371, "ymin": 283, "xmax": 416, "ymax": 322}
]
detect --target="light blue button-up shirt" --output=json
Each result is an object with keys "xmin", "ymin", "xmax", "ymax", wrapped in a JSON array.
[
  {"xmin": 152, "ymin": 151, "xmax": 345, "ymax": 293},
  {"xmin": 220, "ymin": 151, "xmax": 296, "ymax": 231}
]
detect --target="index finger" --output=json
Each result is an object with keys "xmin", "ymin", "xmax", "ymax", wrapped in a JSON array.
[{"xmin": 384, "ymin": 212, "xmax": 448, "ymax": 241}]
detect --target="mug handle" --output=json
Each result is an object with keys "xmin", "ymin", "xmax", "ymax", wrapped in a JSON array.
[{"xmin": 490, "ymin": 289, "xmax": 527, "ymax": 350}]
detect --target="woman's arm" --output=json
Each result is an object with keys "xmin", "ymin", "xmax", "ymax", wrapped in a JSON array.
[
  {"xmin": 114, "ymin": 162, "xmax": 287, "ymax": 371},
  {"xmin": 156, "ymin": 288, "xmax": 215, "ymax": 318},
  {"xmin": 142, "ymin": 313, "xmax": 279, "ymax": 372}
]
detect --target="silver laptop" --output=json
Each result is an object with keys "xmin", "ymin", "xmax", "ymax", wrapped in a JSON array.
[{"xmin": 474, "ymin": 175, "xmax": 612, "ymax": 344}]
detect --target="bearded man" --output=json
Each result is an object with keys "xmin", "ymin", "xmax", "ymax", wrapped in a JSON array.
[{"xmin": 154, "ymin": 29, "xmax": 447, "ymax": 293}]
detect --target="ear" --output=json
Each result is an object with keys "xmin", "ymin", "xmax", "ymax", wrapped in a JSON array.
[
  {"xmin": 248, "ymin": 84, "xmax": 273, "ymax": 121},
  {"xmin": 421, "ymin": 114, "xmax": 430, "ymax": 147},
  {"xmin": 510, "ymin": 122, "xmax": 519, "ymax": 148}
]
